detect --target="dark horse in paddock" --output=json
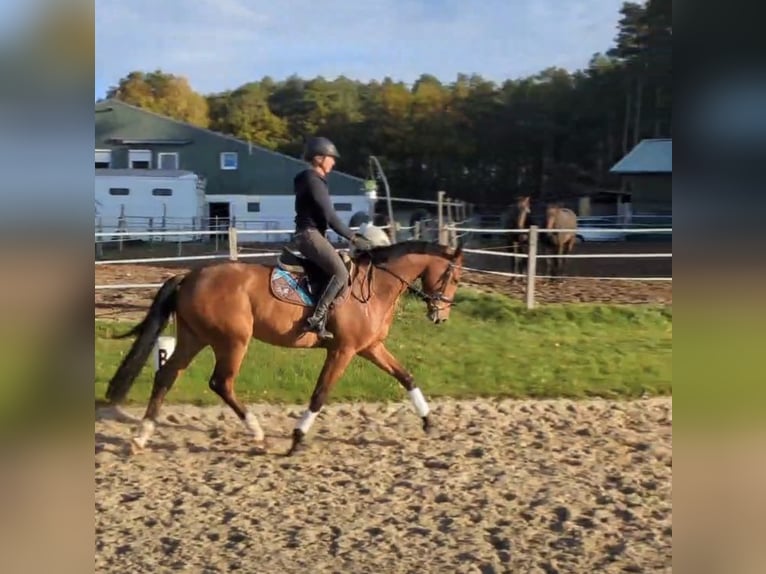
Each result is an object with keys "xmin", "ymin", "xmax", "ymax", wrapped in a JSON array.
[
  {"xmin": 103, "ymin": 240, "xmax": 465, "ymax": 456},
  {"xmin": 507, "ymin": 195, "xmax": 532, "ymax": 277}
]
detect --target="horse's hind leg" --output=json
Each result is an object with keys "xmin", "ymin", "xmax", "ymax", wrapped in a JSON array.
[
  {"xmin": 133, "ymin": 321, "xmax": 203, "ymax": 450},
  {"xmin": 563, "ymin": 237, "xmax": 575, "ymax": 277},
  {"xmin": 512, "ymin": 243, "xmax": 519, "ymax": 279},
  {"xmin": 359, "ymin": 343, "xmax": 431, "ymax": 432},
  {"xmin": 209, "ymin": 338, "xmax": 266, "ymax": 445}
]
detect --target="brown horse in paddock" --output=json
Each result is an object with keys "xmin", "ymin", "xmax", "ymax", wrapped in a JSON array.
[
  {"xmin": 103, "ymin": 239, "xmax": 465, "ymax": 456},
  {"xmin": 543, "ymin": 203, "xmax": 578, "ymax": 278}
]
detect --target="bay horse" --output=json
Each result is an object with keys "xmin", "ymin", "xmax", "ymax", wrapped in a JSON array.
[
  {"xmin": 103, "ymin": 239, "xmax": 465, "ymax": 456},
  {"xmin": 543, "ymin": 203, "xmax": 577, "ymax": 278}
]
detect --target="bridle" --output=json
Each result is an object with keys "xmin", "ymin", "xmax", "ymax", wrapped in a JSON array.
[{"xmin": 375, "ymin": 259, "xmax": 459, "ymax": 311}]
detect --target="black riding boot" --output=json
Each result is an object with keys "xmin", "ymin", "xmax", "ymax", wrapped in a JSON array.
[{"xmin": 305, "ymin": 275, "xmax": 345, "ymax": 340}]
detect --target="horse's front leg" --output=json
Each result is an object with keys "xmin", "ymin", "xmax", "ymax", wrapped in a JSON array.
[
  {"xmin": 286, "ymin": 347, "xmax": 355, "ymax": 456},
  {"xmin": 360, "ymin": 343, "xmax": 431, "ymax": 433}
]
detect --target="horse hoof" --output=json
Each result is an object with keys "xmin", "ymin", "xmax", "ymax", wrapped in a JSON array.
[
  {"xmin": 248, "ymin": 439, "xmax": 269, "ymax": 454},
  {"xmin": 285, "ymin": 442, "xmax": 303, "ymax": 457},
  {"xmin": 285, "ymin": 429, "xmax": 305, "ymax": 457},
  {"xmin": 422, "ymin": 416, "xmax": 431, "ymax": 434},
  {"xmin": 248, "ymin": 443, "xmax": 268, "ymax": 456},
  {"xmin": 129, "ymin": 438, "xmax": 146, "ymax": 454}
]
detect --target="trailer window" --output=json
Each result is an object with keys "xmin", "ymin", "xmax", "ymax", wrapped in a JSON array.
[
  {"xmin": 109, "ymin": 188, "xmax": 129, "ymax": 196},
  {"xmin": 333, "ymin": 203, "xmax": 352, "ymax": 211},
  {"xmin": 247, "ymin": 202, "xmax": 260, "ymax": 213},
  {"xmin": 152, "ymin": 188, "xmax": 173, "ymax": 196}
]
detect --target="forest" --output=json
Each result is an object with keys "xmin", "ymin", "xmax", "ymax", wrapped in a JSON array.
[{"xmin": 101, "ymin": 0, "xmax": 670, "ymax": 208}]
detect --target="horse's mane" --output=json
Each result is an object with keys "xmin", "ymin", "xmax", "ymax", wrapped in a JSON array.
[{"xmin": 356, "ymin": 240, "xmax": 459, "ymax": 265}]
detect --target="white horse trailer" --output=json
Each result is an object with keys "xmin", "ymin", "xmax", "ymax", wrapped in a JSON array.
[{"xmin": 95, "ymin": 169, "xmax": 205, "ymax": 242}]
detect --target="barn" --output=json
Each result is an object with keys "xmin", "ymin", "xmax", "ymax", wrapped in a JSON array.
[
  {"xmin": 610, "ymin": 138, "xmax": 672, "ymax": 216},
  {"xmin": 95, "ymin": 99, "xmax": 371, "ymax": 242}
]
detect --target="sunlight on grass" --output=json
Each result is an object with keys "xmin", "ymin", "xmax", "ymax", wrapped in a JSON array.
[{"xmin": 95, "ymin": 289, "xmax": 672, "ymax": 405}]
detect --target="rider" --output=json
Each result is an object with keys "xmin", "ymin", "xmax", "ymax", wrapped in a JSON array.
[{"xmin": 293, "ymin": 136, "xmax": 372, "ymax": 339}]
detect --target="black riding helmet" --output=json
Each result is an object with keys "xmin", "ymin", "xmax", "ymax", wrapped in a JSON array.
[{"xmin": 303, "ymin": 136, "xmax": 341, "ymax": 161}]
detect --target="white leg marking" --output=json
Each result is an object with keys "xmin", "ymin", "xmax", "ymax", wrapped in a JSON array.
[
  {"xmin": 296, "ymin": 409, "xmax": 319, "ymax": 434},
  {"xmin": 133, "ymin": 419, "xmax": 155, "ymax": 448},
  {"xmin": 408, "ymin": 388, "xmax": 430, "ymax": 417},
  {"xmin": 244, "ymin": 411, "xmax": 265, "ymax": 441}
]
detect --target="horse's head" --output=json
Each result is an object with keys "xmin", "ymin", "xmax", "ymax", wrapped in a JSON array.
[
  {"xmin": 517, "ymin": 195, "xmax": 531, "ymax": 216},
  {"xmin": 513, "ymin": 196, "xmax": 532, "ymax": 242},
  {"xmin": 545, "ymin": 203, "xmax": 561, "ymax": 229},
  {"xmin": 419, "ymin": 240, "xmax": 464, "ymax": 324}
]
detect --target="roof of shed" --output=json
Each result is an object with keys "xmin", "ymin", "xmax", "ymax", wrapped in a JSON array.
[{"xmin": 610, "ymin": 138, "xmax": 672, "ymax": 174}]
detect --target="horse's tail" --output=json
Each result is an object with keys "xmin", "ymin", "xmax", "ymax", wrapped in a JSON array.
[{"xmin": 105, "ymin": 274, "xmax": 185, "ymax": 404}]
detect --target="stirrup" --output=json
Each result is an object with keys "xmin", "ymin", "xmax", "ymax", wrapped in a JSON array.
[{"xmin": 304, "ymin": 315, "xmax": 334, "ymax": 340}]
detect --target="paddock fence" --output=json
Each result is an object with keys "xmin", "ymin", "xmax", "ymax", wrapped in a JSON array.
[{"xmin": 95, "ymin": 192, "xmax": 671, "ymax": 309}]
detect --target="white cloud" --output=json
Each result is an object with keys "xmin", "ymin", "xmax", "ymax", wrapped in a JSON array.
[{"xmin": 96, "ymin": 0, "xmax": 625, "ymax": 95}]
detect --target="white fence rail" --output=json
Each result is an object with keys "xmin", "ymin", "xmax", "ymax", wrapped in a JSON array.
[{"xmin": 95, "ymin": 192, "xmax": 671, "ymax": 309}]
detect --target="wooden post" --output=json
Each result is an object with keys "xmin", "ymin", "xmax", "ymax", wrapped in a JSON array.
[
  {"xmin": 228, "ymin": 226, "xmax": 238, "ymax": 261},
  {"xmin": 437, "ymin": 190, "xmax": 446, "ymax": 245},
  {"xmin": 388, "ymin": 216, "xmax": 397, "ymax": 244},
  {"xmin": 525, "ymin": 225, "xmax": 539, "ymax": 310}
]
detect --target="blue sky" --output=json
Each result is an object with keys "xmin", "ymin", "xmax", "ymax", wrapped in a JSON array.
[{"xmin": 95, "ymin": 0, "xmax": 626, "ymax": 99}]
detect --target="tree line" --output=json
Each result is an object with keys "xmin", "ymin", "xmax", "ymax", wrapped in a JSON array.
[{"xmin": 102, "ymin": 0, "xmax": 670, "ymax": 207}]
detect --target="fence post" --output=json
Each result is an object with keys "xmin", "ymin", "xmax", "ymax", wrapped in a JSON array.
[
  {"xmin": 228, "ymin": 226, "xmax": 238, "ymax": 261},
  {"xmin": 96, "ymin": 217, "xmax": 103, "ymax": 258},
  {"xmin": 437, "ymin": 190, "xmax": 446, "ymax": 245},
  {"xmin": 525, "ymin": 225, "xmax": 539, "ymax": 310},
  {"xmin": 414, "ymin": 220, "xmax": 421, "ymax": 240}
]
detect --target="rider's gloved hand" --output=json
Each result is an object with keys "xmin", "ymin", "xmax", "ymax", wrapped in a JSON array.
[{"xmin": 350, "ymin": 233, "xmax": 374, "ymax": 251}]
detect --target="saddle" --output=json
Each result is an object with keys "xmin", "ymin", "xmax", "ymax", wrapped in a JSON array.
[{"xmin": 269, "ymin": 247, "xmax": 356, "ymax": 307}]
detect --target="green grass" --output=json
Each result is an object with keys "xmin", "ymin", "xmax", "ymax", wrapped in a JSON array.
[{"xmin": 95, "ymin": 289, "xmax": 672, "ymax": 406}]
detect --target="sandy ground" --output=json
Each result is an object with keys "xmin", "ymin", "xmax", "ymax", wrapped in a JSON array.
[{"xmin": 95, "ymin": 397, "xmax": 672, "ymax": 573}]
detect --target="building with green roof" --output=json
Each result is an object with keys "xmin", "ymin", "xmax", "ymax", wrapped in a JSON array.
[{"xmin": 95, "ymin": 99, "xmax": 370, "ymax": 236}]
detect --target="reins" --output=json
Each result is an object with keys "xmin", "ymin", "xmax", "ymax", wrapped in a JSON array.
[{"xmin": 353, "ymin": 253, "xmax": 458, "ymax": 309}]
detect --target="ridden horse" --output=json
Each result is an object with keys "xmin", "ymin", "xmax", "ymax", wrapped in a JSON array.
[
  {"xmin": 507, "ymin": 195, "xmax": 532, "ymax": 277},
  {"xmin": 103, "ymin": 239, "xmax": 465, "ymax": 456},
  {"xmin": 543, "ymin": 203, "xmax": 578, "ymax": 278}
]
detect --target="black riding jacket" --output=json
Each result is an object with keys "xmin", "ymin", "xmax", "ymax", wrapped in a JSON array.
[{"xmin": 293, "ymin": 169, "xmax": 354, "ymax": 240}]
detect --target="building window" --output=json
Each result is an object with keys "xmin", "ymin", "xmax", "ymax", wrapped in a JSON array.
[
  {"xmin": 129, "ymin": 149, "xmax": 152, "ymax": 169},
  {"xmin": 246, "ymin": 202, "xmax": 260, "ymax": 213},
  {"xmin": 109, "ymin": 188, "xmax": 129, "ymax": 196},
  {"xmin": 220, "ymin": 152, "xmax": 238, "ymax": 170},
  {"xmin": 95, "ymin": 149, "xmax": 111, "ymax": 169},
  {"xmin": 333, "ymin": 203, "xmax": 352, "ymax": 211},
  {"xmin": 152, "ymin": 188, "xmax": 173, "ymax": 196},
  {"xmin": 157, "ymin": 152, "xmax": 179, "ymax": 170}
]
